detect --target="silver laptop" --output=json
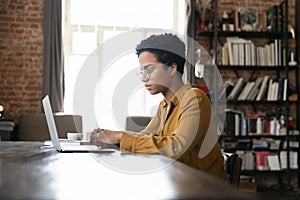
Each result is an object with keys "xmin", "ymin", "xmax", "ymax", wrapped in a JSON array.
[{"xmin": 42, "ymin": 95, "xmax": 117, "ymax": 153}]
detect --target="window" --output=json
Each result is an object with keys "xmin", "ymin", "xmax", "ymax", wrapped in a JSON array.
[{"xmin": 63, "ymin": 0, "xmax": 185, "ymax": 132}]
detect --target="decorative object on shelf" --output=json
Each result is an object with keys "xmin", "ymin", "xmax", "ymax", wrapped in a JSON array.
[
  {"xmin": 263, "ymin": 105, "xmax": 290, "ymax": 136},
  {"xmin": 0, "ymin": 105, "xmax": 3, "ymax": 118},
  {"xmin": 200, "ymin": 20, "xmax": 206, "ymax": 30},
  {"xmin": 265, "ymin": 105, "xmax": 287, "ymax": 121},
  {"xmin": 288, "ymin": 52, "xmax": 297, "ymax": 66},
  {"xmin": 239, "ymin": 7, "xmax": 258, "ymax": 31},
  {"xmin": 0, "ymin": 105, "xmax": 15, "ymax": 140},
  {"xmin": 288, "ymin": 24, "xmax": 295, "ymax": 38},
  {"xmin": 194, "ymin": 48, "xmax": 204, "ymax": 78},
  {"xmin": 221, "ymin": 11, "xmax": 234, "ymax": 31},
  {"xmin": 195, "ymin": 0, "xmax": 212, "ymax": 30},
  {"xmin": 0, "ymin": 103, "xmax": 10, "ymax": 120},
  {"xmin": 279, "ymin": 115, "xmax": 287, "ymax": 135}
]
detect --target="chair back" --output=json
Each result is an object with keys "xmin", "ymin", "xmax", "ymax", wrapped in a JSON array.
[
  {"xmin": 125, "ymin": 116, "xmax": 152, "ymax": 132},
  {"xmin": 223, "ymin": 153, "xmax": 242, "ymax": 187},
  {"xmin": 18, "ymin": 113, "xmax": 82, "ymax": 141}
]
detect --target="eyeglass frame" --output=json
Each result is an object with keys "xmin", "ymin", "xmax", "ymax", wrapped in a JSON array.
[{"xmin": 137, "ymin": 63, "xmax": 169, "ymax": 79}]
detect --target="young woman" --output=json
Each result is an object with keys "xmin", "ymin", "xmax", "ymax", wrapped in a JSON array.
[{"xmin": 90, "ymin": 33, "xmax": 226, "ymax": 180}]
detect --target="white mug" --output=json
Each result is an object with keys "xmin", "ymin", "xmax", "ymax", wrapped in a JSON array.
[{"xmin": 67, "ymin": 132, "xmax": 83, "ymax": 140}]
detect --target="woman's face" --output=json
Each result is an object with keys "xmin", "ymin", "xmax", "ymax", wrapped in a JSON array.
[{"xmin": 138, "ymin": 51, "xmax": 172, "ymax": 95}]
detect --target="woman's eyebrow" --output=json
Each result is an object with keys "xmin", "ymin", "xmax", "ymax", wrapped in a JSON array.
[{"xmin": 141, "ymin": 63, "xmax": 153, "ymax": 70}]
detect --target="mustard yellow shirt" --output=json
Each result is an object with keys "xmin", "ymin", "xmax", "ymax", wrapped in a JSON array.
[{"xmin": 120, "ymin": 84, "xmax": 226, "ymax": 180}]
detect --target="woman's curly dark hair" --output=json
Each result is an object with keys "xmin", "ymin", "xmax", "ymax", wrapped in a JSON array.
[{"xmin": 135, "ymin": 33, "xmax": 186, "ymax": 75}]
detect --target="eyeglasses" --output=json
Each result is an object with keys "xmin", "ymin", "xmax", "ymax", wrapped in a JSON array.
[{"xmin": 137, "ymin": 63, "xmax": 167, "ymax": 79}]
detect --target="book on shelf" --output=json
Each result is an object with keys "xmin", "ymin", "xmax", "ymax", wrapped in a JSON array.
[
  {"xmin": 256, "ymin": 76, "xmax": 270, "ymax": 101},
  {"xmin": 283, "ymin": 78, "xmax": 288, "ymax": 101},
  {"xmin": 270, "ymin": 42, "xmax": 275, "ymax": 66},
  {"xmin": 265, "ymin": 39, "xmax": 281, "ymax": 66},
  {"xmin": 252, "ymin": 139, "xmax": 268, "ymax": 149},
  {"xmin": 277, "ymin": 77, "xmax": 285, "ymax": 101},
  {"xmin": 224, "ymin": 110, "xmax": 238, "ymax": 136},
  {"xmin": 225, "ymin": 75, "xmax": 291, "ymax": 101},
  {"xmin": 237, "ymin": 81, "xmax": 254, "ymax": 101},
  {"xmin": 266, "ymin": 4, "xmax": 278, "ymax": 32},
  {"xmin": 223, "ymin": 107, "xmax": 291, "ymax": 137},
  {"xmin": 244, "ymin": 114, "xmax": 265, "ymax": 135},
  {"xmin": 269, "ymin": 139, "xmax": 281, "ymax": 150},
  {"xmin": 280, "ymin": 151, "xmax": 298, "ymax": 169},
  {"xmin": 266, "ymin": 118, "xmax": 281, "ymax": 136},
  {"xmin": 224, "ymin": 109, "xmax": 245, "ymax": 136},
  {"xmin": 246, "ymin": 77, "xmax": 264, "ymax": 100},
  {"xmin": 282, "ymin": 141, "xmax": 299, "ymax": 149},
  {"xmin": 223, "ymin": 110, "xmax": 274, "ymax": 136},
  {"xmin": 233, "ymin": 109, "xmax": 245, "ymax": 136},
  {"xmin": 275, "ymin": 39, "xmax": 284, "ymax": 66},
  {"xmin": 265, "ymin": 44, "xmax": 272, "ymax": 66},
  {"xmin": 267, "ymin": 154, "xmax": 281, "ymax": 170},
  {"xmin": 236, "ymin": 150, "xmax": 255, "ymax": 170},
  {"xmin": 226, "ymin": 75, "xmax": 287, "ymax": 102},
  {"xmin": 266, "ymin": 1, "xmax": 287, "ymax": 33},
  {"xmin": 222, "ymin": 42, "xmax": 229, "ymax": 65},
  {"xmin": 221, "ymin": 37, "xmax": 282, "ymax": 66},
  {"xmin": 226, "ymin": 37, "xmax": 238, "ymax": 65},
  {"xmin": 266, "ymin": 77, "xmax": 287, "ymax": 101},
  {"xmin": 237, "ymin": 150, "xmax": 293, "ymax": 171},
  {"xmin": 223, "ymin": 140, "xmax": 239, "ymax": 150},
  {"xmin": 278, "ymin": 1, "xmax": 287, "ymax": 33},
  {"xmin": 228, "ymin": 38, "xmax": 252, "ymax": 66},
  {"xmin": 272, "ymin": 81, "xmax": 279, "ymax": 101},
  {"xmin": 229, "ymin": 8, "xmax": 240, "ymax": 32},
  {"xmin": 256, "ymin": 151, "xmax": 274, "ymax": 171},
  {"xmin": 227, "ymin": 77, "xmax": 244, "ymax": 100},
  {"xmin": 224, "ymin": 79, "xmax": 235, "ymax": 97},
  {"xmin": 266, "ymin": 79, "xmax": 274, "ymax": 101}
]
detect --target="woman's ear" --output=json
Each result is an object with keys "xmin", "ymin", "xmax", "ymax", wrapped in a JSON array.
[{"xmin": 170, "ymin": 63, "xmax": 177, "ymax": 76}]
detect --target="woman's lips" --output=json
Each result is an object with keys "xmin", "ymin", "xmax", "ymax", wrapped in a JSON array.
[{"xmin": 145, "ymin": 84, "xmax": 151, "ymax": 90}]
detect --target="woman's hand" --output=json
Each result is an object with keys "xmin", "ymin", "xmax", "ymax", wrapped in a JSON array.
[{"xmin": 90, "ymin": 128, "xmax": 122, "ymax": 147}]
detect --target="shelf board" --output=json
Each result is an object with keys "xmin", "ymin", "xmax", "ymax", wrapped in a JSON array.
[
  {"xmin": 226, "ymin": 100, "xmax": 298, "ymax": 104},
  {"xmin": 221, "ymin": 134, "xmax": 300, "ymax": 139},
  {"xmin": 197, "ymin": 31, "xmax": 292, "ymax": 39},
  {"xmin": 217, "ymin": 65, "xmax": 299, "ymax": 70},
  {"xmin": 241, "ymin": 169, "xmax": 298, "ymax": 174}
]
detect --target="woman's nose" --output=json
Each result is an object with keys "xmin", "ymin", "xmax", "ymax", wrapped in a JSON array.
[{"xmin": 140, "ymin": 73, "xmax": 149, "ymax": 82}]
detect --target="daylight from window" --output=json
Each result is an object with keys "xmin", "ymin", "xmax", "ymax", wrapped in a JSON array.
[{"xmin": 63, "ymin": 0, "xmax": 185, "ymax": 132}]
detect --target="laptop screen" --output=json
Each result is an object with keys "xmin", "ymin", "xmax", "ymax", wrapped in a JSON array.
[{"xmin": 42, "ymin": 95, "xmax": 61, "ymax": 151}]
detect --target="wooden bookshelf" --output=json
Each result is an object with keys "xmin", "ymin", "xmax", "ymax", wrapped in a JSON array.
[{"xmin": 194, "ymin": 0, "xmax": 299, "ymax": 191}]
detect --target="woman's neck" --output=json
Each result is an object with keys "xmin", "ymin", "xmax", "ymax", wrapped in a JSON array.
[{"xmin": 163, "ymin": 79, "xmax": 184, "ymax": 104}]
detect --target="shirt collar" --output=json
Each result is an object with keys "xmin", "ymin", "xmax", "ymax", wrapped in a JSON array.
[{"xmin": 160, "ymin": 84, "xmax": 192, "ymax": 107}]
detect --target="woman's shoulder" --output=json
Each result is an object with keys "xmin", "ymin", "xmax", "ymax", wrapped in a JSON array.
[
  {"xmin": 183, "ymin": 85, "xmax": 212, "ymax": 105},
  {"xmin": 183, "ymin": 84, "xmax": 208, "ymax": 97},
  {"xmin": 179, "ymin": 85, "xmax": 212, "ymax": 109}
]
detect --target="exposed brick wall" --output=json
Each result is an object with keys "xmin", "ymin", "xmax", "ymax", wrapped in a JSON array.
[{"xmin": 0, "ymin": 0, "xmax": 43, "ymax": 122}]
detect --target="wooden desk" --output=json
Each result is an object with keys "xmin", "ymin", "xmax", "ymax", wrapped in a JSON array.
[{"xmin": 0, "ymin": 142, "xmax": 258, "ymax": 199}]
